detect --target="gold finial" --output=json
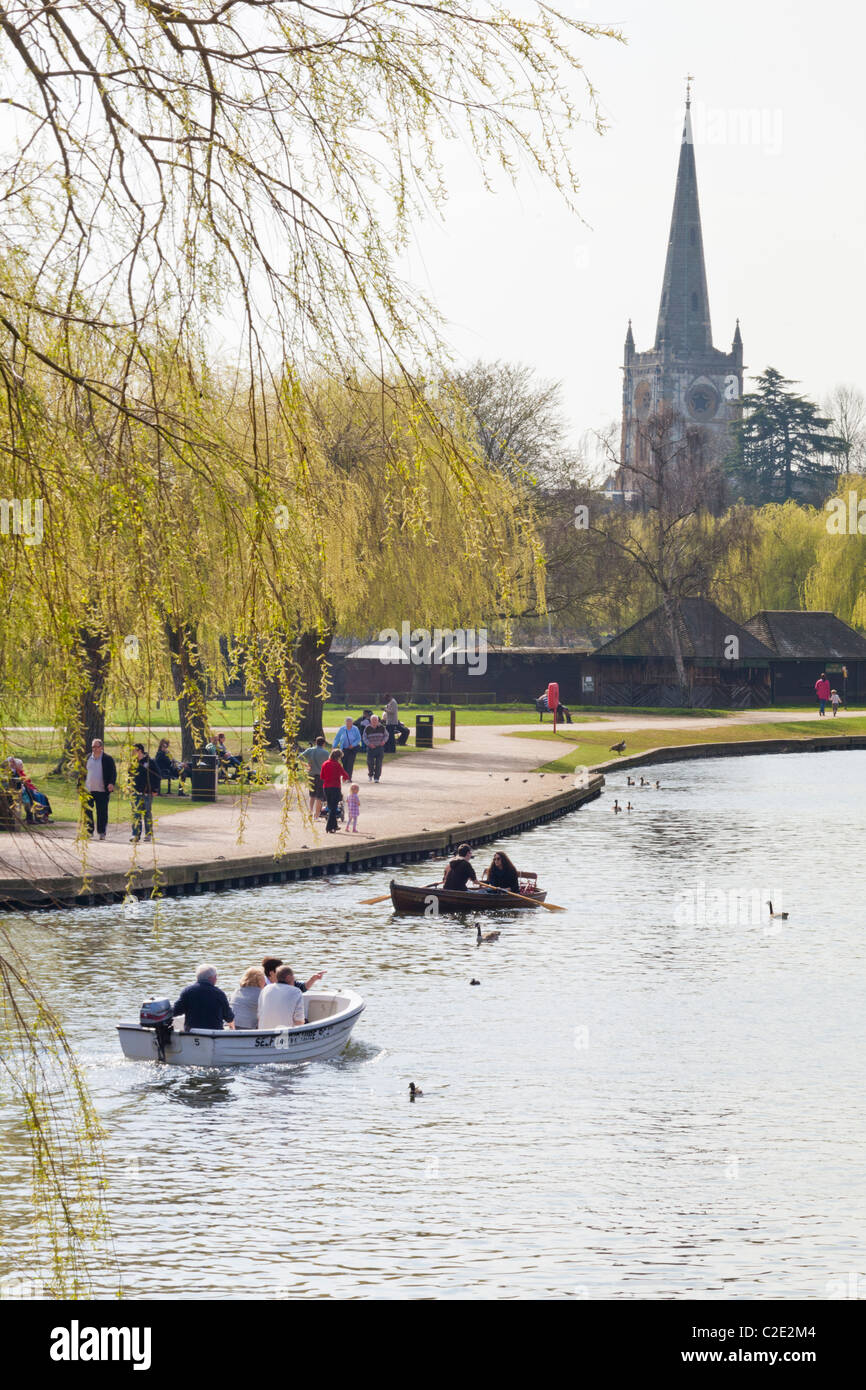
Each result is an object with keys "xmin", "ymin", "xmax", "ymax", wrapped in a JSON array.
[{"xmin": 686, "ymin": 74, "xmax": 694, "ymax": 106}]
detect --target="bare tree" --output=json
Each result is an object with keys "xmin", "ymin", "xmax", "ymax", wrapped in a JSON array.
[
  {"xmin": 452, "ymin": 359, "xmax": 578, "ymax": 484},
  {"xmin": 823, "ymin": 384, "xmax": 866, "ymax": 474},
  {"xmin": 592, "ymin": 407, "xmax": 751, "ymax": 697}
]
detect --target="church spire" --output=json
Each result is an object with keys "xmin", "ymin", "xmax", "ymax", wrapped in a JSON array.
[{"xmin": 654, "ymin": 84, "xmax": 712, "ymax": 353}]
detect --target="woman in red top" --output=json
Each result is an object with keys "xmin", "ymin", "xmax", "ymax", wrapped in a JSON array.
[{"xmin": 320, "ymin": 749, "xmax": 350, "ymax": 833}]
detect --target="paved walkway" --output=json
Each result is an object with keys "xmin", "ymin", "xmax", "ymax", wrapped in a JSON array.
[
  {"xmin": 0, "ymin": 725, "xmax": 574, "ymax": 884},
  {"xmin": 0, "ymin": 707, "xmax": 859, "ymax": 886}
]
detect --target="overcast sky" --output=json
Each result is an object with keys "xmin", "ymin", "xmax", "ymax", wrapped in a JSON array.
[{"xmin": 403, "ymin": 0, "xmax": 866, "ymax": 452}]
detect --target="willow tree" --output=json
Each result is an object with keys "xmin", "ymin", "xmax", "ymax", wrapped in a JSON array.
[
  {"xmin": 804, "ymin": 475, "xmax": 866, "ymax": 628},
  {"xmin": 713, "ymin": 501, "xmax": 823, "ymax": 620},
  {"xmin": 0, "ymin": 0, "xmax": 623, "ymax": 1276}
]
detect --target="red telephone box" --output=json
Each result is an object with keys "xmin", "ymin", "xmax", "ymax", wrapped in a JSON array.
[{"xmin": 547, "ymin": 682, "xmax": 560, "ymax": 733}]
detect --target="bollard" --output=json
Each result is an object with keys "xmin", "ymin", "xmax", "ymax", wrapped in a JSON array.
[{"xmin": 450, "ymin": 707, "xmax": 456, "ymax": 741}]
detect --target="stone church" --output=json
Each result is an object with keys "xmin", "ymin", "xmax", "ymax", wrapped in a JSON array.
[{"xmin": 620, "ymin": 92, "xmax": 743, "ymax": 474}]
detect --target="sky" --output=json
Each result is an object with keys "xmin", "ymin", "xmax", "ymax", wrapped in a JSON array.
[{"xmin": 402, "ymin": 0, "xmax": 866, "ymax": 456}]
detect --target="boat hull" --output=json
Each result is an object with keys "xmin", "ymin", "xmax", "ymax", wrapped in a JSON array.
[
  {"xmin": 117, "ymin": 990, "xmax": 364, "ymax": 1067},
  {"xmin": 389, "ymin": 880, "xmax": 546, "ymax": 915}
]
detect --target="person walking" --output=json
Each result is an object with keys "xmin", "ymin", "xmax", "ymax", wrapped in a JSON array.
[
  {"xmin": 130, "ymin": 743, "xmax": 156, "ymax": 843},
  {"xmin": 815, "ymin": 672, "xmax": 831, "ymax": 717},
  {"xmin": 830, "ymin": 688, "xmax": 842, "ymax": 717},
  {"xmin": 300, "ymin": 735, "xmax": 329, "ymax": 818},
  {"xmin": 363, "ymin": 714, "xmax": 388, "ymax": 783},
  {"xmin": 83, "ymin": 737, "xmax": 117, "ymax": 840},
  {"xmin": 332, "ymin": 716, "xmax": 362, "ymax": 778},
  {"xmin": 320, "ymin": 748, "xmax": 349, "ymax": 832}
]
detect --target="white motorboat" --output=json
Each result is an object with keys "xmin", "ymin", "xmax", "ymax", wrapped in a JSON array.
[{"xmin": 117, "ymin": 988, "xmax": 365, "ymax": 1067}]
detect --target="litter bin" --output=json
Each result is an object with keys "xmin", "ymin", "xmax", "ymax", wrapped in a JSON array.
[
  {"xmin": 415, "ymin": 714, "xmax": 434, "ymax": 748},
  {"xmin": 188, "ymin": 751, "xmax": 218, "ymax": 802}
]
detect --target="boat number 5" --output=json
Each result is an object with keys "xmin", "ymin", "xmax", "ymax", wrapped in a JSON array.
[{"xmin": 424, "ymin": 895, "xmax": 440, "ymax": 917}]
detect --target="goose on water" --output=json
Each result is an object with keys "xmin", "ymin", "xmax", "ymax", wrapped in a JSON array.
[
  {"xmin": 409, "ymin": 1082, "xmax": 423, "ymax": 1099},
  {"xmin": 476, "ymin": 923, "xmax": 500, "ymax": 943},
  {"xmin": 767, "ymin": 901, "xmax": 789, "ymax": 920},
  {"xmin": 612, "ymin": 799, "xmax": 622, "ymax": 813}
]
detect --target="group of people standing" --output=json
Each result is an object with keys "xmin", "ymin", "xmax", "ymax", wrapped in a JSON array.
[
  {"xmin": 81, "ymin": 729, "xmax": 244, "ymax": 842},
  {"xmin": 300, "ymin": 699, "xmax": 405, "ymax": 834}
]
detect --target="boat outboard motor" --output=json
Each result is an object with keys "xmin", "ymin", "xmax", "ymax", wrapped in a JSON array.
[{"xmin": 140, "ymin": 998, "xmax": 174, "ymax": 1062}]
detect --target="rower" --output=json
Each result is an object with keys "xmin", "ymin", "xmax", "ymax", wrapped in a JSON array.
[{"xmin": 441, "ymin": 844, "xmax": 479, "ymax": 891}]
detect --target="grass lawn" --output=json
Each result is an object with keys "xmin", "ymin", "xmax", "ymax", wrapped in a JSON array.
[
  {"xmin": 1, "ymin": 699, "xmax": 739, "ymax": 734},
  {"xmin": 515, "ymin": 717, "xmax": 866, "ymax": 774}
]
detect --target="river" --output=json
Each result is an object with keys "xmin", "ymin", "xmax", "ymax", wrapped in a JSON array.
[{"xmin": 1, "ymin": 750, "xmax": 864, "ymax": 1299}]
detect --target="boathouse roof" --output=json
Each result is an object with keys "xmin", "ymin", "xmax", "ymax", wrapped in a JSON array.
[
  {"xmin": 593, "ymin": 597, "xmax": 775, "ymax": 662},
  {"xmin": 743, "ymin": 611, "xmax": 866, "ymax": 660}
]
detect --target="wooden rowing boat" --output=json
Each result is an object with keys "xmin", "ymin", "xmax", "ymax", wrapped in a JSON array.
[{"xmin": 389, "ymin": 876, "xmax": 546, "ymax": 915}]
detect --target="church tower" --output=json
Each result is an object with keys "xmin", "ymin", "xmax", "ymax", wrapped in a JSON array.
[{"xmin": 621, "ymin": 86, "xmax": 743, "ymax": 473}]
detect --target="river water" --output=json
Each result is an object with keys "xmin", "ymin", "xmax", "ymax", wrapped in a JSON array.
[{"xmin": 2, "ymin": 750, "xmax": 865, "ymax": 1300}]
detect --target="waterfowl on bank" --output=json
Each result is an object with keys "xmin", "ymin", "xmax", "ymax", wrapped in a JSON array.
[
  {"xmin": 409, "ymin": 1082, "xmax": 423, "ymax": 1099},
  {"xmin": 476, "ymin": 923, "xmax": 500, "ymax": 943},
  {"xmin": 767, "ymin": 901, "xmax": 789, "ymax": 920},
  {"xmin": 610, "ymin": 740, "xmax": 626, "ymax": 755}
]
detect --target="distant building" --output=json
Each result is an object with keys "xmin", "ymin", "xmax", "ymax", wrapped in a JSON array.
[
  {"xmin": 620, "ymin": 89, "xmax": 743, "ymax": 478},
  {"xmin": 584, "ymin": 597, "xmax": 774, "ymax": 708},
  {"xmin": 743, "ymin": 610, "xmax": 866, "ymax": 701}
]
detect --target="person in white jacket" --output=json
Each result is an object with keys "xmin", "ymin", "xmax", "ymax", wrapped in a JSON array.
[{"xmin": 257, "ymin": 966, "xmax": 306, "ymax": 1029}]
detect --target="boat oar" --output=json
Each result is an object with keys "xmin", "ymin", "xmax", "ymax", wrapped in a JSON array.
[
  {"xmin": 360, "ymin": 893, "xmax": 393, "ymax": 905},
  {"xmin": 493, "ymin": 886, "xmax": 566, "ymax": 913}
]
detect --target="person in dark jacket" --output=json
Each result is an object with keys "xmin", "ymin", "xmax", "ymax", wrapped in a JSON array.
[
  {"xmin": 83, "ymin": 738, "xmax": 117, "ymax": 840},
  {"xmin": 130, "ymin": 743, "xmax": 157, "ymax": 843},
  {"xmin": 153, "ymin": 737, "xmax": 190, "ymax": 794},
  {"xmin": 442, "ymin": 843, "xmax": 479, "ymax": 891},
  {"xmin": 172, "ymin": 964, "xmax": 235, "ymax": 1031},
  {"xmin": 483, "ymin": 850, "xmax": 520, "ymax": 893},
  {"xmin": 363, "ymin": 714, "xmax": 388, "ymax": 782}
]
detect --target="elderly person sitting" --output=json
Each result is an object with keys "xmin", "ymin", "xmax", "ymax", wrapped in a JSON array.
[
  {"xmin": 257, "ymin": 965, "xmax": 306, "ymax": 1030},
  {"xmin": 172, "ymin": 964, "xmax": 235, "ymax": 1031},
  {"xmin": 229, "ymin": 967, "xmax": 266, "ymax": 1029}
]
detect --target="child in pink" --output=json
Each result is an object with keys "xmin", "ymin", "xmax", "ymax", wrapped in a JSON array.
[{"xmin": 346, "ymin": 784, "xmax": 360, "ymax": 832}]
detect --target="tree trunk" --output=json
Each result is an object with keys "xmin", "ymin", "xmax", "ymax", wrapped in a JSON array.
[
  {"xmin": 261, "ymin": 672, "xmax": 287, "ymax": 749},
  {"xmin": 52, "ymin": 625, "xmax": 111, "ymax": 776},
  {"xmin": 662, "ymin": 593, "xmax": 690, "ymax": 706},
  {"xmin": 296, "ymin": 629, "xmax": 334, "ymax": 745},
  {"xmin": 165, "ymin": 618, "xmax": 209, "ymax": 762}
]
